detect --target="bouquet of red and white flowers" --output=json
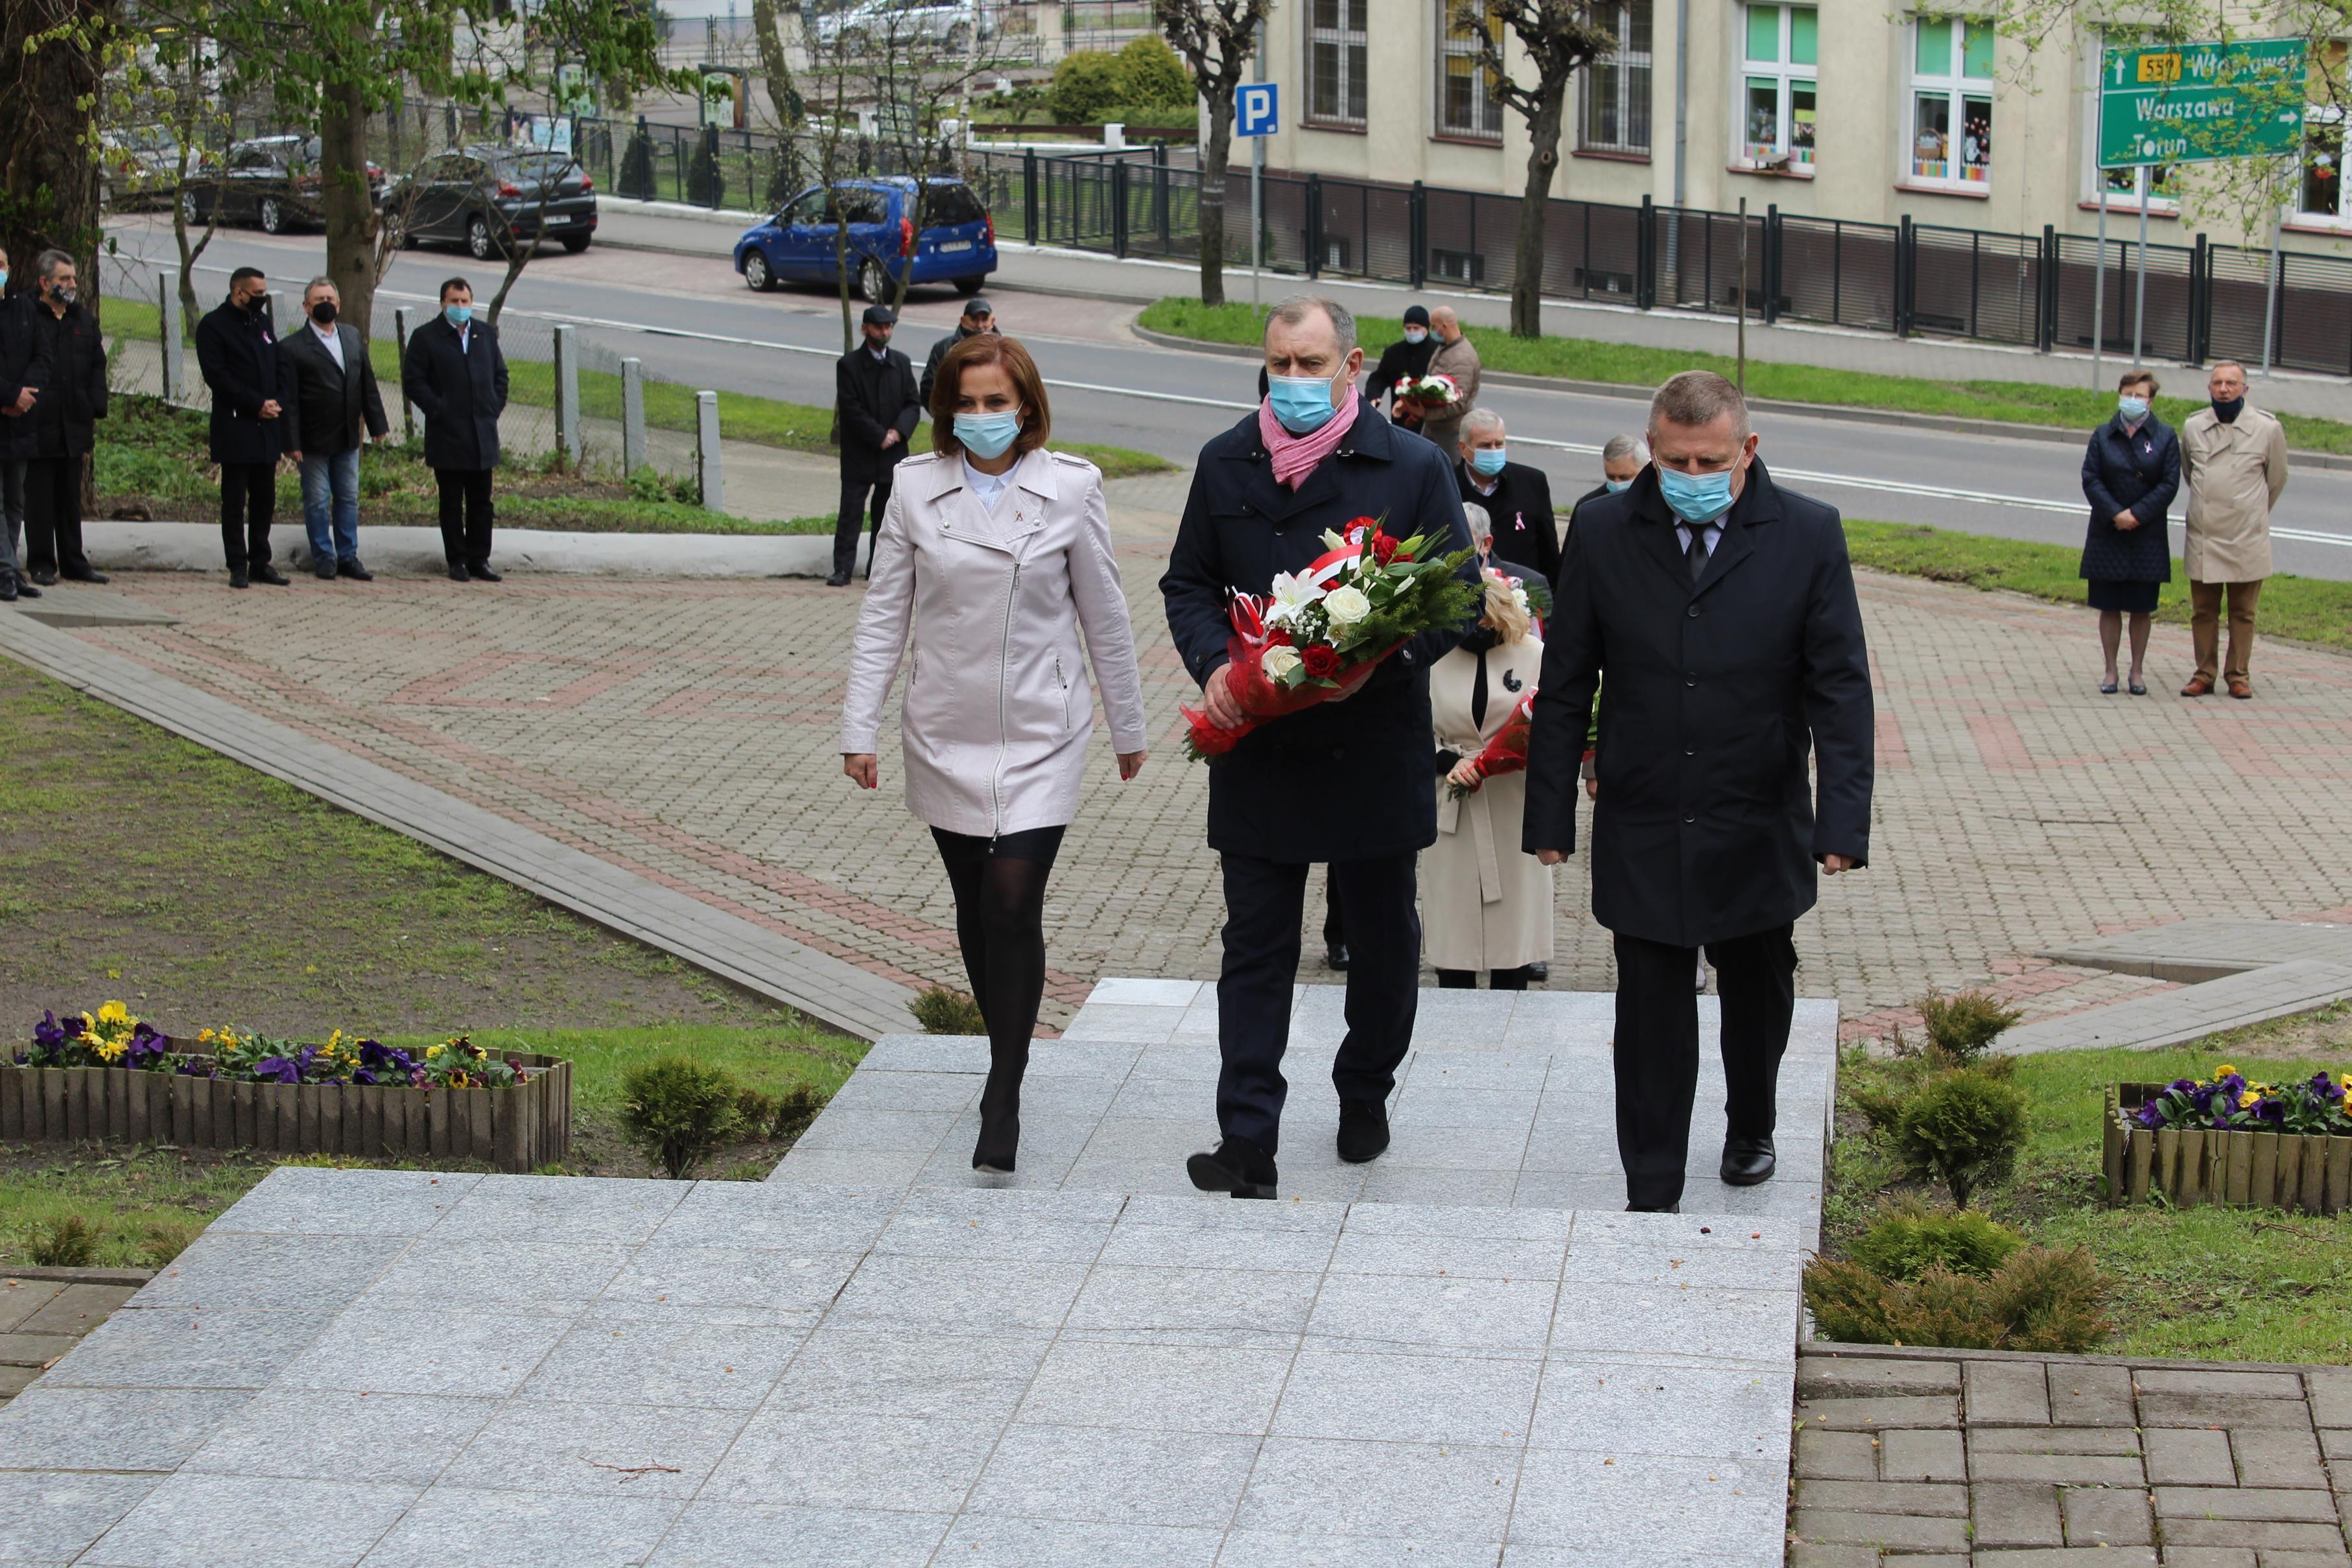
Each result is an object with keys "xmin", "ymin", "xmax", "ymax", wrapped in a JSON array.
[
  {"xmin": 1392, "ymin": 371, "xmax": 1462, "ymax": 416},
  {"xmin": 1182, "ymin": 517, "xmax": 1481, "ymax": 761},
  {"xmin": 1446, "ymin": 690, "xmax": 1538, "ymax": 800}
]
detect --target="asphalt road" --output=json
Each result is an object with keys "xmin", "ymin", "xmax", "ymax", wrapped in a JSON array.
[{"xmin": 106, "ymin": 217, "xmax": 2352, "ymax": 580}]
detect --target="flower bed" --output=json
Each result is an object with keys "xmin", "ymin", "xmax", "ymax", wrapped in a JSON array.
[
  {"xmin": 1, "ymin": 1004, "xmax": 570, "ymax": 1171},
  {"xmin": 2106, "ymin": 1064, "xmax": 2352, "ymax": 1212}
]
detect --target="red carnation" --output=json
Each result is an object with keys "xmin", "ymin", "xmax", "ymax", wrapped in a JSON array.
[{"xmin": 1300, "ymin": 644, "xmax": 1341, "ymax": 679}]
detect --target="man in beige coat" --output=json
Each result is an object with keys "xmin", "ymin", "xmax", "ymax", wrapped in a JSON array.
[
  {"xmin": 2179, "ymin": 360, "xmax": 2287, "ymax": 699},
  {"xmin": 1419, "ymin": 305, "xmax": 1482, "ymax": 453}
]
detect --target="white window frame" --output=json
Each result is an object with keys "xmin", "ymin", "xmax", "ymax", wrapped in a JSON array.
[
  {"xmin": 1905, "ymin": 15, "xmax": 1994, "ymax": 189},
  {"xmin": 1304, "ymin": 0, "xmax": 1369, "ymax": 132},
  {"xmin": 2296, "ymin": 102, "xmax": 2352, "ymax": 226},
  {"xmin": 1737, "ymin": 3, "xmax": 1818, "ymax": 170},
  {"xmin": 2082, "ymin": 33, "xmax": 2182, "ymax": 213},
  {"xmin": 1580, "ymin": 0, "xmax": 1654, "ymax": 154},
  {"xmin": 1437, "ymin": 1, "xmax": 1507, "ymax": 142}
]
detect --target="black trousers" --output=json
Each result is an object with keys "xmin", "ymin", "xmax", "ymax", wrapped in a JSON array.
[
  {"xmin": 24, "ymin": 456, "xmax": 88, "ymax": 577},
  {"xmin": 834, "ymin": 474, "xmax": 893, "ymax": 578},
  {"xmin": 1611, "ymin": 922, "xmax": 1798, "ymax": 1210},
  {"xmin": 219, "ymin": 460, "xmax": 277, "ymax": 570},
  {"xmin": 1217, "ymin": 851, "xmax": 1420, "ymax": 1157},
  {"xmin": 436, "ymin": 467, "xmax": 495, "ymax": 568}
]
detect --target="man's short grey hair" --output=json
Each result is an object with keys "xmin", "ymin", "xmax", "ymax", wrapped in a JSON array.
[
  {"xmin": 34, "ymin": 249, "xmax": 74, "ymax": 281},
  {"xmin": 1461, "ymin": 502, "xmax": 1492, "ymax": 544},
  {"xmin": 1462, "ymin": 407, "xmax": 1505, "ymax": 440},
  {"xmin": 2209, "ymin": 358, "xmax": 2247, "ymax": 376},
  {"xmin": 304, "ymin": 275, "xmax": 338, "ymax": 299},
  {"xmin": 1601, "ymin": 433, "xmax": 1649, "ymax": 465},
  {"xmin": 1649, "ymin": 370, "xmax": 1750, "ymax": 439},
  {"xmin": 1265, "ymin": 294, "xmax": 1356, "ymax": 358}
]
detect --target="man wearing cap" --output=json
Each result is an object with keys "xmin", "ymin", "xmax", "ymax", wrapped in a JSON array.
[
  {"xmin": 1363, "ymin": 304, "xmax": 1439, "ymax": 428},
  {"xmin": 831, "ymin": 303, "xmax": 921, "ymax": 587},
  {"xmin": 919, "ymin": 296, "xmax": 995, "ymax": 411}
]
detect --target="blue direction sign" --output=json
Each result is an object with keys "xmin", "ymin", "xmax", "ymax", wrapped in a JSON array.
[{"xmin": 1236, "ymin": 82, "xmax": 1279, "ymax": 137}]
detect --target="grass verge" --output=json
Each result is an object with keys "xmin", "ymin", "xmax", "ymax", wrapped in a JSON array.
[
  {"xmin": 1138, "ymin": 297, "xmax": 2352, "ymax": 456},
  {"xmin": 1824, "ymin": 1001, "xmax": 2352, "ymax": 1364},
  {"xmin": 1844, "ymin": 519, "xmax": 2352, "ymax": 655}
]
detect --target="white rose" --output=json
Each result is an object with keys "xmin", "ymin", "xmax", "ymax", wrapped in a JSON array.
[
  {"xmin": 1261, "ymin": 646, "xmax": 1302, "ymax": 681},
  {"xmin": 1321, "ymin": 585, "xmax": 1371, "ymax": 627}
]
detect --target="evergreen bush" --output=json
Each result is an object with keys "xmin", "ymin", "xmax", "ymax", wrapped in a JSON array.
[
  {"xmin": 912, "ymin": 985, "xmax": 988, "ymax": 1035},
  {"xmin": 1847, "ymin": 1199, "xmax": 2023, "ymax": 1281},
  {"xmin": 1914, "ymin": 987, "xmax": 2023, "ymax": 1063},
  {"xmin": 618, "ymin": 1057, "xmax": 744, "ymax": 1178},
  {"xmin": 1887, "ymin": 1067, "xmax": 2028, "ymax": 1207},
  {"xmin": 1805, "ymin": 1245, "xmax": 2110, "ymax": 1353}
]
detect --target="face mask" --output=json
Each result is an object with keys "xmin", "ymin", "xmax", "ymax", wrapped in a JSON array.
[
  {"xmin": 1402, "ymin": 327, "xmax": 1428, "ymax": 345},
  {"xmin": 52, "ymin": 285, "xmax": 76, "ymax": 307},
  {"xmin": 1267, "ymin": 373, "xmax": 1340, "ymax": 434},
  {"xmin": 239, "ymin": 292, "xmax": 265, "ymax": 313},
  {"xmin": 1605, "ymin": 478, "xmax": 1632, "ymax": 493},
  {"xmin": 444, "ymin": 303, "xmax": 472, "ymax": 328},
  {"xmin": 2211, "ymin": 395, "xmax": 2244, "ymax": 423},
  {"xmin": 1656, "ymin": 465, "xmax": 1737, "ymax": 523},
  {"xmin": 954, "ymin": 409, "xmax": 1022, "ymax": 460},
  {"xmin": 0, "ymin": 271, "xmax": 11, "ymax": 294},
  {"xmin": 311, "ymin": 300, "xmax": 337, "ymax": 326},
  {"xmin": 2117, "ymin": 395, "xmax": 2148, "ymax": 422},
  {"xmin": 1470, "ymin": 447, "xmax": 1507, "ymax": 476}
]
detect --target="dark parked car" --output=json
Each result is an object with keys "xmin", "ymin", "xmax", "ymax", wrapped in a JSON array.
[
  {"xmin": 184, "ymin": 135, "xmax": 384, "ymax": 234},
  {"xmin": 387, "ymin": 146, "xmax": 598, "ymax": 259},
  {"xmin": 733, "ymin": 176, "xmax": 994, "ymax": 301}
]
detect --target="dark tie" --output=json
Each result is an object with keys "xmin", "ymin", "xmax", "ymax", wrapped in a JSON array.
[{"xmin": 1686, "ymin": 522, "xmax": 1714, "ymax": 583}]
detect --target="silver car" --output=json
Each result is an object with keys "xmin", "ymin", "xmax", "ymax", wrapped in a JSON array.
[{"xmin": 816, "ymin": 0, "xmax": 993, "ymax": 51}]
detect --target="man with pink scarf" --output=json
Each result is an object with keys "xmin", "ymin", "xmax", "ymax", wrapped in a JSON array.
[{"xmin": 1161, "ymin": 294, "xmax": 1480, "ymax": 1200}]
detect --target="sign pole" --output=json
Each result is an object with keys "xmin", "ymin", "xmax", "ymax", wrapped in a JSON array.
[
  {"xmin": 2132, "ymin": 165, "xmax": 2150, "ymax": 369},
  {"xmin": 1251, "ymin": 21, "xmax": 1266, "ymax": 319},
  {"xmin": 2093, "ymin": 172, "xmax": 2108, "ymax": 388},
  {"xmin": 1735, "ymin": 196, "xmax": 1748, "ymax": 395},
  {"xmin": 2260, "ymin": 200, "xmax": 2283, "ymax": 375}
]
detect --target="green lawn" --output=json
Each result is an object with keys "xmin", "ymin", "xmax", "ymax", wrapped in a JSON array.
[{"xmin": 1139, "ymin": 296, "xmax": 2352, "ymax": 456}]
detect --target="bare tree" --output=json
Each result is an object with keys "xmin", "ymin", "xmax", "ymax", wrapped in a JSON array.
[{"xmin": 1153, "ymin": 0, "xmax": 1268, "ymax": 308}]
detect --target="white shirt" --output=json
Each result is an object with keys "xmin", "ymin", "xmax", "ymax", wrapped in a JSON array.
[
  {"xmin": 1468, "ymin": 471, "xmax": 1499, "ymax": 498},
  {"xmin": 963, "ymin": 458, "xmax": 1013, "ymax": 513},
  {"xmin": 1675, "ymin": 519, "xmax": 1725, "ymax": 559},
  {"xmin": 311, "ymin": 320, "xmax": 344, "ymax": 370}
]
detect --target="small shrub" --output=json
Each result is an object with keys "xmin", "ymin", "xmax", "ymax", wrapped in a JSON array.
[
  {"xmin": 28, "ymin": 1215, "xmax": 97, "ymax": 1267},
  {"xmin": 618, "ymin": 1057, "xmax": 744, "ymax": 1179},
  {"xmin": 772, "ymin": 1082, "xmax": 827, "ymax": 1140},
  {"xmin": 1114, "ymin": 34, "xmax": 1197, "ymax": 110},
  {"xmin": 1887, "ymin": 1068, "xmax": 2028, "ymax": 1208},
  {"xmin": 686, "ymin": 133, "xmax": 725, "ymax": 207},
  {"xmin": 618, "ymin": 131, "xmax": 654, "ymax": 199},
  {"xmin": 912, "ymin": 986, "xmax": 987, "ymax": 1035},
  {"xmin": 1049, "ymin": 50, "xmax": 1127, "ymax": 122},
  {"xmin": 1914, "ymin": 988, "xmax": 2023, "ymax": 1063},
  {"xmin": 1805, "ymin": 1245, "xmax": 2110, "ymax": 1353},
  {"xmin": 137, "ymin": 1217, "xmax": 201, "ymax": 1269},
  {"xmin": 1847, "ymin": 1199, "xmax": 2022, "ymax": 1281}
]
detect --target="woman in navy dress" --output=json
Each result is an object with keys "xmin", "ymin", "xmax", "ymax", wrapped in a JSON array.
[{"xmin": 2080, "ymin": 370, "xmax": 2179, "ymax": 696}]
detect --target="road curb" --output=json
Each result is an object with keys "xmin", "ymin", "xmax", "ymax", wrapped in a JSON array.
[{"xmin": 80, "ymin": 522, "xmax": 836, "ymax": 579}]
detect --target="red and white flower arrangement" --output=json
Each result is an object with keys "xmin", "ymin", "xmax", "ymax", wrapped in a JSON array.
[{"xmin": 1392, "ymin": 372, "xmax": 1462, "ymax": 415}]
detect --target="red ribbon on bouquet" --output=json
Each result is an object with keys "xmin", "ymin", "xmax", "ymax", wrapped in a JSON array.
[{"xmin": 1181, "ymin": 532, "xmax": 1402, "ymax": 760}]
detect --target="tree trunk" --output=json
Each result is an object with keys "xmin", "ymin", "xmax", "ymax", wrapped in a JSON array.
[
  {"xmin": 1509, "ymin": 78, "xmax": 1568, "ymax": 338},
  {"xmin": 749, "ymin": 0, "xmax": 807, "ymax": 136},
  {"xmin": 1199, "ymin": 99, "xmax": 1233, "ymax": 307},
  {"xmin": 0, "ymin": 0, "xmax": 110, "ymax": 301},
  {"xmin": 320, "ymin": 73, "xmax": 379, "ymax": 342}
]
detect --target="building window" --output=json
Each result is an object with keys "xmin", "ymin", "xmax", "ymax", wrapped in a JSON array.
[
  {"xmin": 1741, "ymin": 3, "xmax": 1818, "ymax": 169},
  {"xmin": 1437, "ymin": 2, "xmax": 1505, "ymax": 141},
  {"xmin": 1305, "ymin": 0, "xmax": 1369, "ymax": 130},
  {"xmin": 2093, "ymin": 163, "xmax": 2181, "ymax": 211},
  {"xmin": 1581, "ymin": 0, "xmax": 1654, "ymax": 154},
  {"xmin": 2301, "ymin": 109, "xmax": 2348, "ymax": 222},
  {"xmin": 1908, "ymin": 16, "xmax": 1992, "ymax": 185}
]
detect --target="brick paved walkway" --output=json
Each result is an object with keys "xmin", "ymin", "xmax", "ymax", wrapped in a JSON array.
[
  {"xmin": 1793, "ymin": 1342, "xmax": 2352, "ymax": 1565},
  {"xmin": 17, "ymin": 471, "xmax": 2352, "ymax": 1035}
]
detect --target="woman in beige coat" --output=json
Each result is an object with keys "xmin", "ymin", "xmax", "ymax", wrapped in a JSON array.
[
  {"xmin": 1426, "ymin": 564, "xmax": 1553, "ymax": 989},
  {"xmin": 841, "ymin": 334, "xmax": 1148, "ymax": 1174}
]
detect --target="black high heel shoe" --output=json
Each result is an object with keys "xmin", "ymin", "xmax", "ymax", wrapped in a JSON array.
[{"xmin": 972, "ymin": 1108, "xmax": 1020, "ymax": 1175}]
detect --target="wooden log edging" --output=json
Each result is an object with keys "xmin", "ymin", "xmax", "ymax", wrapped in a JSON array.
[
  {"xmin": 0, "ymin": 1053, "xmax": 570, "ymax": 1173},
  {"xmin": 2107, "ymin": 1082, "xmax": 2352, "ymax": 1213}
]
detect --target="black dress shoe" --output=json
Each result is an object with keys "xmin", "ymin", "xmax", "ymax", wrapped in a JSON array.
[
  {"xmin": 338, "ymin": 559, "xmax": 373, "ymax": 581},
  {"xmin": 825, "ymin": 570, "xmax": 851, "ymax": 587},
  {"xmin": 1721, "ymin": 1136, "xmax": 1777, "ymax": 1187},
  {"xmin": 61, "ymin": 565, "xmax": 108, "ymax": 585},
  {"xmin": 228, "ymin": 568, "xmax": 250, "ymax": 590},
  {"xmin": 0, "ymin": 574, "xmax": 16, "ymax": 603},
  {"xmin": 1325, "ymin": 942, "xmax": 1350, "ymax": 972},
  {"xmin": 1626, "ymin": 1202, "xmax": 1682, "ymax": 1213},
  {"xmin": 468, "ymin": 564, "xmax": 502, "ymax": 582},
  {"xmin": 447, "ymin": 563, "xmax": 472, "ymax": 582},
  {"xmin": 252, "ymin": 565, "xmax": 290, "ymax": 586},
  {"xmin": 1187, "ymin": 1136, "xmax": 1278, "ymax": 1200},
  {"xmin": 1526, "ymin": 961, "xmax": 1548, "ymax": 982},
  {"xmin": 313, "ymin": 558, "xmax": 338, "ymax": 580},
  {"xmin": 1336, "ymin": 1097, "xmax": 1391, "ymax": 1164},
  {"xmin": 13, "ymin": 578, "xmax": 39, "ymax": 598},
  {"xmin": 30, "ymin": 569, "xmax": 56, "ymax": 587}
]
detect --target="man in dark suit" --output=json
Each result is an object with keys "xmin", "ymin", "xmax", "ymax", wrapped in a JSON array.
[
  {"xmin": 0, "ymin": 245, "xmax": 51, "ymax": 602},
  {"xmin": 1362, "ymin": 303, "xmax": 1438, "ymax": 427},
  {"xmin": 832, "ymin": 303, "xmax": 920, "ymax": 587},
  {"xmin": 402, "ymin": 277, "xmax": 510, "ymax": 582},
  {"xmin": 196, "ymin": 267, "xmax": 290, "ymax": 588},
  {"xmin": 1162, "ymin": 294, "xmax": 1478, "ymax": 1199},
  {"xmin": 1455, "ymin": 408, "xmax": 1558, "ymax": 585},
  {"xmin": 919, "ymin": 296, "xmax": 994, "ymax": 410},
  {"xmin": 1561, "ymin": 433, "xmax": 1650, "ymax": 570},
  {"xmin": 1523, "ymin": 371, "xmax": 1872, "ymax": 1213},
  {"xmin": 23, "ymin": 250, "xmax": 107, "ymax": 587},
  {"xmin": 281, "ymin": 276, "xmax": 390, "ymax": 581}
]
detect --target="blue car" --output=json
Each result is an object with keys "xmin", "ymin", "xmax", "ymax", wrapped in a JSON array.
[{"xmin": 734, "ymin": 176, "xmax": 995, "ymax": 301}]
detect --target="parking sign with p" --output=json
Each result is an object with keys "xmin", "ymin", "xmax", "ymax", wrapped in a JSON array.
[{"xmin": 1236, "ymin": 82, "xmax": 1279, "ymax": 137}]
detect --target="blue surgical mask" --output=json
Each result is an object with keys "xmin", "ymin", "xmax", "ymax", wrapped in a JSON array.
[
  {"xmin": 1403, "ymin": 327, "xmax": 1428, "ymax": 344},
  {"xmin": 2118, "ymin": 395, "xmax": 2149, "ymax": 422},
  {"xmin": 1470, "ymin": 446, "xmax": 1507, "ymax": 476},
  {"xmin": 1266, "ymin": 373, "xmax": 1339, "ymax": 434},
  {"xmin": 444, "ymin": 303, "xmax": 472, "ymax": 329},
  {"xmin": 0, "ymin": 271, "xmax": 9, "ymax": 294},
  {"xmin": 954, "ymin": 408, "xmax": 1022, "ymax": 460},
  {"xmin": 1605, "ymin": 478, "xmax": 1632, "ymax": 493},
  {"xmin": 1656, "ymin": 465, "xmax": 1737, "ymax": 523}
]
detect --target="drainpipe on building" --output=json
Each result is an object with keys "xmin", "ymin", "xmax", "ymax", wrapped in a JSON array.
[{"xmin": 1672, "ymin": 0, "xmax": 1689, "ymax": 207}]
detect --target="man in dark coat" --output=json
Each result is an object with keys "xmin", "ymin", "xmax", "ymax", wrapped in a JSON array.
[
  {"xmin": 0, "ymin": 245, "xmax": 52, "ymax": 602},
  {"xmin": 402, "ymin": 277, "xmax": 510, "ymax": 582},
  {"xmin": 281, "ymin": 275, "xmax": 390, "ymax": 581},
  {"xmin": 1162, "ymin": 294, "xmax": 1478, "ymax": 1199},
  {"xmin": 23, "ymin": 251, "xmax": 107, "ymax": 587},
  {"xmin": 1363, "ymin": 303, "xmax": 1438, "ymax": 427},
  {"xmin": 196, "ymin": 267, "xmax": 291, "ymax": 587},
  {"xmin": 832, "ymin": 303, "xmax": 919, "ymax": 587},
  {"xmin": 1561, "ymin": 433, "xmax": 1650, "ymax": 575},
  {"xmin": 1455, "ymin": 408, "xmax": 1558, "ymax": 585},
  {"xmin": 1523, "ymin": 371, "xmax": 1872, "ymax": 1213},
  {"xmin": 918, "ymin": 296, "xmax": 994, "ymax": 411}
]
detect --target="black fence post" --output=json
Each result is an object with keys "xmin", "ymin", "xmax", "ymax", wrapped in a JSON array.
[
  {"xmin": 1409, "ymin": 182, "xmax": 1427, "ymax": 288},
  {"xmin": 1111, "ymin": 160, "xmax": 1130, "ymax": 259},
  {"xmin": 1896, "ymin": 215, "xmax": 1915, "ymax": 337},
  {"xmin": 2038, "ymin": 225, "xmax": 2057, "ymax": 352},
  {"xmin": 1763, "ymin": 205, "xmax": 1782, "ymax": 325},
  {"xmin": 1636, "ymin": 195, "xmax": 1656, "ymax": 310},
  {"xmin": 2189, "ymin": 233, "xmax": 2209, "ymax": 366},
  {"xmin": 1306, "ymin": 173, "xmax": 1323, "ymax": 279},
  {"xmin": 1023, "ymin": 150, "xmax": 1039, "ymax": 244}
]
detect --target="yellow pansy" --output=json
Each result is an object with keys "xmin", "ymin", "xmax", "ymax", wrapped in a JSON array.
[
  {"xmin": 93, "ymin": 1037, "xmax": 126, "ymax": 1062},
  {"xmin": 2215, "ymin": 1062, "xmax": 2239, "ymax": 1078},
  {"xmin": 96, "ymin": 1000, "xmax": 131, "ymax": 1027}
]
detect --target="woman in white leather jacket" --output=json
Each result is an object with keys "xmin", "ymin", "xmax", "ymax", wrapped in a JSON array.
[{"xmin": 841, "ymin": 334, "xmax": 1148, "ymax": 1175}]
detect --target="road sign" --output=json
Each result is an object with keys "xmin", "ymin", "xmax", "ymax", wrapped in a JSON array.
[
  {"xmin": 2097, "ymin": 38, "xmax": 2306, "ymax": 167},
  {"xmin": 1236, "ymin": 82, "xmax": 1278, "ymax": 137}
]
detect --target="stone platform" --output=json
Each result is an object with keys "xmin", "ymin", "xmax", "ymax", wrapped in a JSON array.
[{"xmin": 0, "ymin": 984, "xmax": 1835, "ymax": 1567}]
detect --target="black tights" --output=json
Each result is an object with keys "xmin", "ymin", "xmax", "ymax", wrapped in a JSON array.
[
  {"xmin": 1436, "ymin": 966, "xmax": 1531, "ymax": 990},
  {"xmin": 931, "ymin": 826, "xmax": 1064, "ymax": 1119}
]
